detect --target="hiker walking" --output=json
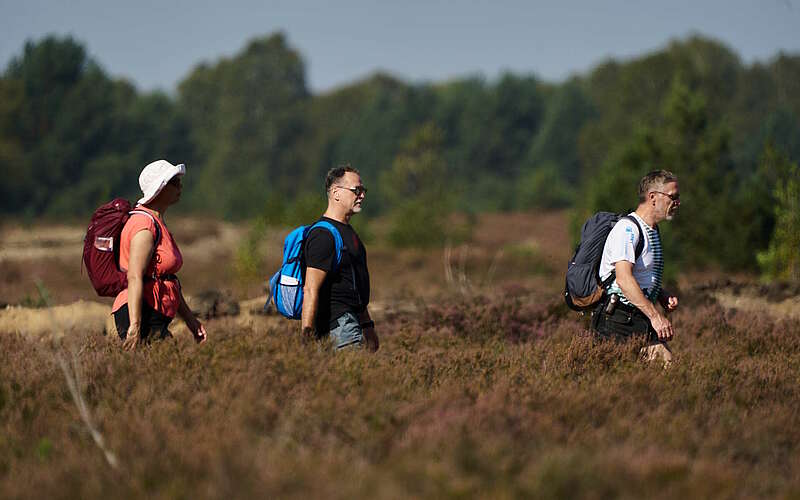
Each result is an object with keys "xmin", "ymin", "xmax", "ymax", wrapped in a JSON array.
[
  {"xmin": 111, "ymin": 160, "xmax": 207, "ymax": 349},
  {"xmin": 301, "ymin": 165, "xmax": 378, "ymax": 351},
  {"xmin": 592, "ymin": 170, "xmax": 680, "ymax": 362}
]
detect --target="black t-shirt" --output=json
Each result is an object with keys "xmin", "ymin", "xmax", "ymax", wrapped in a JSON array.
[{"xmin": 303, "ymin": 217, "xmax": 370, "ymax": 332}]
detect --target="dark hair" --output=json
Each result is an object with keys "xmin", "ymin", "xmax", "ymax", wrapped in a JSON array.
[
  {"xmin": 325, "ymin": 164, "xmax": 360, "ymax": 193},
  {"xmin": 638, "ymin": 170, "xmax": 678, "ymax": 202}
]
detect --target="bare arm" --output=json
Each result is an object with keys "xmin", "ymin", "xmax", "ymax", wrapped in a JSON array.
[
  {"xmin": 301, "ymin": 266, "xmax": 327, "ymax": 340},
  {"xmin": 122, "ymin": 229, "xmax": 154, "ymax": 350},
  {"xmin": 614, "ymin": 261, "xmax": 673, "ymax": 341}
]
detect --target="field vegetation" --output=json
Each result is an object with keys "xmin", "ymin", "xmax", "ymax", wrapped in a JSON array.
[
  {"xmin": 2, "ymin": 212, "xmax": 799, "ymax": 498},
  {"xmin": 2, "ymin": 28, "xmax": 800, "ymax": 499}
]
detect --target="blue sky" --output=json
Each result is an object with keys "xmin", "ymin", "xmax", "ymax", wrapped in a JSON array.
[{"xmin": 2, "ymin": 0, "xmax": 799, "ymax": 94}]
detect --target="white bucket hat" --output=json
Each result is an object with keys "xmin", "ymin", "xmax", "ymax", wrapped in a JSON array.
[{"xmin": 137, "ymin": 160, "xmax": 186, "ymax": 205}]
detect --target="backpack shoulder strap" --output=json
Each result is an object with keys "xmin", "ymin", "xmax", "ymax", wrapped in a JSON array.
[
  {"xmin": 623, "ymin": 214, "xmax": 645, "ymax": 260},
  {"xmin": 308, "ymin": 220, "xmax": 344, "ymax": 269},
  {"xmin": 600, "ymin": 214, "xmax": 645, "ymax": 290},
  {"xmin": 128, "ymin": 209, "xmax": 162, "ymax": 264},
  {"xmin": 129, "ymin": 209, "xmax": 162, "ymax": 246}
]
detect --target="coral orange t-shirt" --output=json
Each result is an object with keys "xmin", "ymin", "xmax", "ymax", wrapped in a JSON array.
[{"xmin": 111, "ymin": 207, "xmax": 183, "ymax": 318}]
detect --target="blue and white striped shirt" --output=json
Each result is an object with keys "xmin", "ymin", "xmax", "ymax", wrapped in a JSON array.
[{"xmin": 599, "ymin": 212, "xmax": 663, "ymax": 305}]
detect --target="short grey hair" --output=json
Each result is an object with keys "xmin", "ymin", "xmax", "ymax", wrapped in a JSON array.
[{"xmin": 638, "ymin": 170, "xmax": 678, "ymax": 203}]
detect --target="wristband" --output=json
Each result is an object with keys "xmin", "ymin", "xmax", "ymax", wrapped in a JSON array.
[{"xmin": 360, "ymin": 320, "xmax": 375, "ymax": 329}]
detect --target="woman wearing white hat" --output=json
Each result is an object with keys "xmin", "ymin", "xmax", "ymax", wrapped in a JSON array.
[{"xmin": 111, "ymin": 159, "xmax": 207, "ymax": 349}]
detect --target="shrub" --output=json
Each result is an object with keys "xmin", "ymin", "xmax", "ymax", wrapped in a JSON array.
[{"xmin": 757, "ymin": 151, "xmax": 800, "ymax": 281}]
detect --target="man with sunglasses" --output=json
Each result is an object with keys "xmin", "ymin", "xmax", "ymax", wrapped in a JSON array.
[
  {"xmin": 592, "ymin": 170, "xmax": 681, "ymax": 364},
  {"xmin": 301, "ymin": 165, "xmax": 378, "ymax": 351}
]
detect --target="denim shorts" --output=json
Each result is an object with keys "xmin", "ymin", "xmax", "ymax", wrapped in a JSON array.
[{"xmin": 328, "ymin": 311, "xmax": 364, "ymax": 350}]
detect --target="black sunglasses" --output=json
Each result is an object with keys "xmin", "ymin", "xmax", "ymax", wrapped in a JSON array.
[
  {"xmin": 652, "ymin": 190, "xmax": 679, "ymax": 202},
  {"xmin": 336, "ymin": 184, "xmax": 367, "ymax": 196}
]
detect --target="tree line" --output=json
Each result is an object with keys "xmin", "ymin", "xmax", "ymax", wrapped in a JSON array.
[{"xmin": 1, "ymin": 33, "xmax": 798, "ymax": 276}]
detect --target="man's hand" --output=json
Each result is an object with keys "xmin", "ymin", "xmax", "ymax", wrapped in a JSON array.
[
  {"xmin": 649, "ymin": 312, "xmax": 674, "ymax": 341},
  {"xmin": 123, "ymin": 323, "xmax": 142, "ymax": 351},
  {"xmin": 363, "ymin": 325, "xmax": 379, "ymax": 353},
  {"xmin": 302, "ymin": 326, "xmax": 315, "ymax": 344},
  {"xmin": 659, "ymin": 293, "xmax": 679, "ymax": 313}
]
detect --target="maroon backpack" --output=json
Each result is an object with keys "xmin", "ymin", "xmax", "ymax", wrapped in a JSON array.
[{"xmin": 83, "ymin": 198, "xmax": 161, "ymax": 297}]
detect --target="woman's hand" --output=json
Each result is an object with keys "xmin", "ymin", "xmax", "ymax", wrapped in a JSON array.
[
  {"xmin": 187, "ymin": 316, "xmax": 207, "ymax": 344},
  {"xmin": 123, "ymin": 323, "xmax": 142, "ymax": 350}
]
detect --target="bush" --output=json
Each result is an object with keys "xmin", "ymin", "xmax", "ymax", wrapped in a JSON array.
[{"xmin": 757, "ymin": 153, "xmax": 800, "ymax": 281}]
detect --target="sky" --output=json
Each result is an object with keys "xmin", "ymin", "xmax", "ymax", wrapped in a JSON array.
[{"xmin": 1, "ymin": 0, "xmax": 799, "ymax": 94}]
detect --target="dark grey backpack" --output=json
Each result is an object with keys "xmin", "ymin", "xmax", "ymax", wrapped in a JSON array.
[{"xmin": 564, "ymin": 212, "xmax": 643, "ymax": 311}]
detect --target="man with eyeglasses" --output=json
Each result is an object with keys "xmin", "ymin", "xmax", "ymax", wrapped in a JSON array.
[
  {"xmin": 592, "ymin": 170, "xmax": 681, "ymax": 364},
  {"xmin": 301, "ymin": 165, "xmax": 378, "ymax": 351}
]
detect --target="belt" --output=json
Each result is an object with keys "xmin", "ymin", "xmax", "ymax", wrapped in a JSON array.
[
  {"xmin": 598, "ymin": 293, "xmax": 648, "ymax": 317},
  {"xmin": 612, "ymin": 299, "xmax": 641, "ymax": 315},
  {"xmin": 145, "ymin": 273, "xmax": 178, "ymax": 282}
]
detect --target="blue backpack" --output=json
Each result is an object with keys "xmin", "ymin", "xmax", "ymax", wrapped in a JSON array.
[{"xmin": 267, "ymin": 220, "xmax": 344, "ymax": 319}]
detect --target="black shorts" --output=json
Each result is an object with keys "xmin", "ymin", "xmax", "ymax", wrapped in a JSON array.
[
  {"xmin": 591, "ymin": 296, "xmax": 657, "ymax": 342},
  {"xmin": 113, "ymin": 302, "xmax": 173, "ymax": 341}
]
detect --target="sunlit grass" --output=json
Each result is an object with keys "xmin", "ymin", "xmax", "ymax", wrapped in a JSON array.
[{"xmin": 1, "ymin": 289, "xmax": 799, "ymax": 498}]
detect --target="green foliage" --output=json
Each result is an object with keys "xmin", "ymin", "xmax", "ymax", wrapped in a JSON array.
[
  {"xmin": 20, "ymin": 280, "xmax": 51, "ymax": 308},
  {"xmin": 524, "ymin": 79, "xmax": 595, "ymax": 186},
  {"xmin": 517, "ymin": 162, "xmax": 576, "ymax": 209},
  {"xmin": 581, "ymin": 77, "xmax": 759, "ymax": 270},
  {"xmin": 757, "ymin": 150, "xmax": 800, "ymax": 281},
  {"xmin": 35, "ymin": 438, "xmax": 53, "ymax": 462},
  {"xmin": 318, "ymin": 74, "xmax": 436, "ymax": 214},
  {"xmin": 430, "ymin": 74, "xmax": 547, "ymax": 207},
  {"xmin": 2, "ymin": 32, "xmax": 800, "ymax": 275},
  {"xmin": 178, "ymin": 33, "xmax": 310, "ymax": 219},
  {"xmin": 233, "ymin": 218, "xmax": 269, "ymax": 285},
  {"xmin": 386, "ymin": 200, "xmax": 448, "ymax": 248},
  {"xmin": 0, "ymin": 35, "xmax": 192, "ymax": 218},
  {"xmin": 257, "ymin": 191, "xmax": 326, "ymax": 228},
  {"xmin": 381, "ymin": 123, "xmax": 470, "ymax": 247},
  {"xmin": 281, "ymin": 192, "xmax": 327, "ymax": 228}
]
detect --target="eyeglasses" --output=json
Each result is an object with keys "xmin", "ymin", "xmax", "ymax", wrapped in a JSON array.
[
  {"xmin": 652, "ymin": 190, "xmax": 680, "ymax": 202},
  {"xmin": 336, "ymin": 184, "xmax": 367, "ymax": 197}
]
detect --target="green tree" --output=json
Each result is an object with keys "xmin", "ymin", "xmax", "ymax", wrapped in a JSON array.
[
  {"xmin": 756, "ymin": 149, "xmax": 800, "ymax": 280},
  {"xmin": 517, "ymin": 79, "xmax": 594, "ymax": 208},
  {"xmin": 380, "ymin": 124, "xmax": 464, "ymax": 247},
  {"xmin": 581, "ymin": 78, "xmax": 747, "ymax": 269},
  {"xmin": 178, "ymin": 33, "xmax": 310, "ymax": 219},
  {"xmin": 430, "ymin": 74, "xmax": 545, "ymax": 210},
  {"xmin": 579, "ymin": 36, "xmax": 742, "ymax": 180},
  {"xmin": 316, "ymin": 73, "xmax": 435, "ymax": 214}
]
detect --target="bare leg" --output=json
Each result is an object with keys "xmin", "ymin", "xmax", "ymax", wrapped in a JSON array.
[{"xmin": 641, "ymin": 341, "xmax": 673, "ymax": 368}]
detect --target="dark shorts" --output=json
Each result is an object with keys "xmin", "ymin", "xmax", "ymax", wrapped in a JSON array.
[
  {"xmin": 591, "ymin": 296, "xmax": 657, "ymax": 342},
  {"xmin": 113, "ymin": 302, "xmax": 173, "ymax": 341}
]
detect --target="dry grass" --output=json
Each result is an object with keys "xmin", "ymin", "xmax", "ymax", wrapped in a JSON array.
[
  {"xmin": 0, "ymin": 301, "xmax": 109, "ymax": 339},
  {"xmin": 2, "ymin": 291, "xmax": 799, "ymax": 498},
  {"xmin": 2, "ymin": 211, "xmax": 800, "ymax": 498}
]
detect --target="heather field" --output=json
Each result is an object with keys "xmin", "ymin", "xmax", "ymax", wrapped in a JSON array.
[{"xmin": 1, "ymin": 212, "xmax": 800, "ymax": 499}]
